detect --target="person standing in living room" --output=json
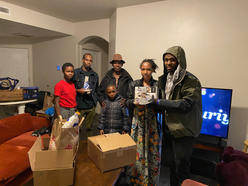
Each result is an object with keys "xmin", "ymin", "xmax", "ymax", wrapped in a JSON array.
[
  {"xmin": 71, "ymin": 53, "xmax": 99, "ymax": 138},
  {"xmin": 125, "ymin": 59, "xmax": 162, "ymax": 186},
  {"xmin": 54, "ymin": 62, "xmax": 77, "ymax": 120},
  {"xmin": 97, "ymin": 54, "xmax": 133, "ymax": 108},
  {"xmin": 97, "ymin": 84, "xmax": 129, "ymax": 135},
  {"xmin": 149, "ymin": 46, "xmax": 202, "ymax": 186}
]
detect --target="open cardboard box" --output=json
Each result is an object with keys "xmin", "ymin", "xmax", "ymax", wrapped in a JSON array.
[
  {"xmin": 87, "ymin": 133, "xmax": 137, "ymax": 172},
  {"xmin": 28, "ymin": 136, "xmax": 75, "ymax": 186}
]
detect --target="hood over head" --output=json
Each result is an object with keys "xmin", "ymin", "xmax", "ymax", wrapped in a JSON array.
[{"xmin": 162, "ymin": 46, "xmax": 187, "ymax": 74}]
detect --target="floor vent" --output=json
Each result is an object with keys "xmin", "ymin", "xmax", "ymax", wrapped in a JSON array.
[{"xmin": 0, "ymin": 6, "xmax": 10, "ymax": 15}]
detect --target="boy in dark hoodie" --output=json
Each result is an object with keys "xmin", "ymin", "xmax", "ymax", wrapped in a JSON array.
[{"xmin": 97, "ymin": 84, "xmax": 129, "ymax": 134}]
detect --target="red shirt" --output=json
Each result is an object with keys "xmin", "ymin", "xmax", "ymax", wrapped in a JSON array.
[{"xmin": 54, "ymin": 80, "xmax": 77, "ymax": 108}]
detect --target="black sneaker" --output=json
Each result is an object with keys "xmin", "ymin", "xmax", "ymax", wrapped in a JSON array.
[
  {"xmin": 40, "ymin": 127, "xmax": 51, "ymax": 136},
  {"xmin": 31, "ymin": 126, "xmax": 47, "ymax": 137}
]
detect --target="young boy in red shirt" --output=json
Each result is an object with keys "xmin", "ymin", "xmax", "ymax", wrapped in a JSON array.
[{"xmin": 54, "ymin": 62, "xmax": 77, "ymax": 120}]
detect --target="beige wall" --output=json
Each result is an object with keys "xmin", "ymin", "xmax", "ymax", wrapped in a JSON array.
[
  {"xmin": 32, "ymin": 19, "xmax": 109, "ymax": 94},
  {"xmin": 109, "ymin": 10, "xmax": 117, "ymax": 69},
  {"xmin": 115, "ymin": 0, "xmax": 248, "ymax": 150},
  {"xmin": 0, "ymin": 1, "xmax": 73, "ymax": 35},
  {"xmin": 32, "ymin": 36, "xmax": 76, "ymax": 93}
]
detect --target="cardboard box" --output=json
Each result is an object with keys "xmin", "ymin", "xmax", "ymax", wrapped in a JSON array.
[
  {"xmin": 134, "ymin": 86, "xmax": 158, "ymax": 105},
  {"xmin": 88, "ymin": 133, "xmax": 137, "ymax": 172},
  {"xmin": 28, "ymin": 137, "xmax": 75, "ymax": 186},
  {"xmin": 0, "ymin": 89, "xmax": 23, "ymax": 101}
]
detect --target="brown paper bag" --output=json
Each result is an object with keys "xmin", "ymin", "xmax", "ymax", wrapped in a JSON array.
[
  {"xmin": 43, "ymin": 93, "xmax": 54, "ymax": 111},
  {"xmin": 49, "ymin": 117, "xmax": 79, "ymax": 156}
]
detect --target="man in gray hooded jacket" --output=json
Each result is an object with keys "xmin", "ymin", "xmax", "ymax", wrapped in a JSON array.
[{"xmin": 152, "ymin": 46, "xmax": 202, "ymax": 186}]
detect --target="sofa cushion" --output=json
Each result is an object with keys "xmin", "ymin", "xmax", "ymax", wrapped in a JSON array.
[
  {"xmin": 0, "ymin": 113, "xmax": 33, "ymax": 145},
  {"xmin": 0, "ymin": 143, "xmax": 30, "ymax": 185},
  {"xmin": 5, "ymin": 132, "xmax": 50, "ymax": 148},
  {"xmin": 30, "ymin": 116, "xmax": 51, "ymax": 131},
  {"xmin": 5, "ymin": 131, "xmax": 37, "ymax": 148}
]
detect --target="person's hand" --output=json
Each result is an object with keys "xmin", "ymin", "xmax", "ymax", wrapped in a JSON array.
[
  {"xmin": 100, "ymin": 130, "xmax": 104, "ymax": 135},
  {"xmin": 77, "ymin": 88, "xmax": 86, "ymax": 95},
  {"xmin": 146, "ymin": 99, "xmax": 158, "ymax": 108},
  {"xmin": 58, "ymin": 115, "xmax": 63, "ymax": 122},
  {"xmin": 119, "ymin": 98, "xmax": 126, "ymax": 107},
  {"xmin": 101, "ymin": 101, "xmax": 106, "ymax": 108},
  {"xmin": 133, "ymin": 101, "xmax": 144, "ymax": 109},
  {"xmin": 122, "ymin": 131, "xmax": 126, "ymax": 134}
]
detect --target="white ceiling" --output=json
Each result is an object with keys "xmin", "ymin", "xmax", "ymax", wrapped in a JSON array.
[
  {"xmin": 0, "ymin": 0, "xmax": 164, "ymax": 38},
  {"xmin": 0, "ymin": 0, "xmax": 164, "ymax": 22}
]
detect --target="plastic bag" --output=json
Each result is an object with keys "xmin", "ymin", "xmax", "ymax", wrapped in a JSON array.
[{"xmin": 0, "ymin": 77, "xmax": 19, "ymax": 91}]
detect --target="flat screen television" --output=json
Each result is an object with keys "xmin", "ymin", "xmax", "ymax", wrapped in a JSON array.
[{"xmin": 200, "ymin": 87, "xmax": 233, "ymax": 139}]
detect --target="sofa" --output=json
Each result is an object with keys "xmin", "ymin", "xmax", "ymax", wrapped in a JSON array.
[
  {"xmin": 0, "ymin": 113, "xmax": 51, "ymax": 186},
  {"xmin": 215, "ymin": 146, "xmax": 248, "ymax": 186}
]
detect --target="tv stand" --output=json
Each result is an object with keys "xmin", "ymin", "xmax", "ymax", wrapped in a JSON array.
[{"xmin": 190, "ymin": 135, "xmax": 227, "ymax": 178}]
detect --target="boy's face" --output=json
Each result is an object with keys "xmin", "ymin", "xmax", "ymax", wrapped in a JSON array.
[
  {"xmin": 63, "ymin": 66, "xmax": 74, "ymax": 80},
  {"xmin": 106, "ymin": 86, "xmax": 117, "ymax": 100}
]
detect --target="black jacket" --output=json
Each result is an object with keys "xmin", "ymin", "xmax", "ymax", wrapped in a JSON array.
[
  {"xmin": 71, "ymin": 67, "xmax": 99, "ymax": 108},
  {"xmin": 97, "ymin": 95, "xmax": 129, "ymax": 134},
  {"xmin": 97, "ymin": 68, "xmax": 133, "ymax": 104},
  {"xmin": 126, "ymin": 77, "xmax": 162, "ymax": 136}
]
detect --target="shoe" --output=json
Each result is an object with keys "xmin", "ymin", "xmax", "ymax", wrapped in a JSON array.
[
  {"xmin": 40, "ymin": 127, "xmax": 51, "ymax": 136},
  {"xmin": 31, "ymin": 126, "xmax": 47, "ymax": 137}
]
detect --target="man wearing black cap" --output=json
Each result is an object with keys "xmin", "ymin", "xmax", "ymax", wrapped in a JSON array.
[{"xmin": 97, "ymin": 54, "xmax": 133, "ymax": 108}]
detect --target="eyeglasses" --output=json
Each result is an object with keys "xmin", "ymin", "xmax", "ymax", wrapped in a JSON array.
[{"xmin": 164, "ymin": 58, "xmax": 176, "ymax": 62}]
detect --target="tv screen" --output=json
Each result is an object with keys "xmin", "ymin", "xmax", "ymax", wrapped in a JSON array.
[{"xmin": 200, "ymin": 87, "xmax": 233, "ymax": 139}]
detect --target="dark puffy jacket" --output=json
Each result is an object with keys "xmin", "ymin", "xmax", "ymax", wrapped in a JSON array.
[
  {"xmin": 97, "ymin": 95, "xmax": 129, "ymax": 134},
  {"xmin": 97, "ymin": 68, "xmax": 133, "ymax": 104}
]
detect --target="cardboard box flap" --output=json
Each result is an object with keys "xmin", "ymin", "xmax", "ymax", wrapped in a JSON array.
[
  {"xmin": 96, "ymin": 137, "xmax": 119, "ymax": 151},
  {"xmin": 28, "ymin": 136, "xmax": 43, "ymax": 171},
  {"xmin": 112, "ymin": 134, "xmax": 136, "ymax": 148},
  {"xmin": 42, "ymin": 137, "xmax": 50, "ymax": 150},
  {"xmin": 96, "ymin": 133, "xmax": 136, "ymax": 152}
]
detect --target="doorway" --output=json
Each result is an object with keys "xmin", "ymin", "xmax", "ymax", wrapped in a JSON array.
[{"xmin": 0, "ymin": 47, "xmax": 29, "ymax": 87}]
